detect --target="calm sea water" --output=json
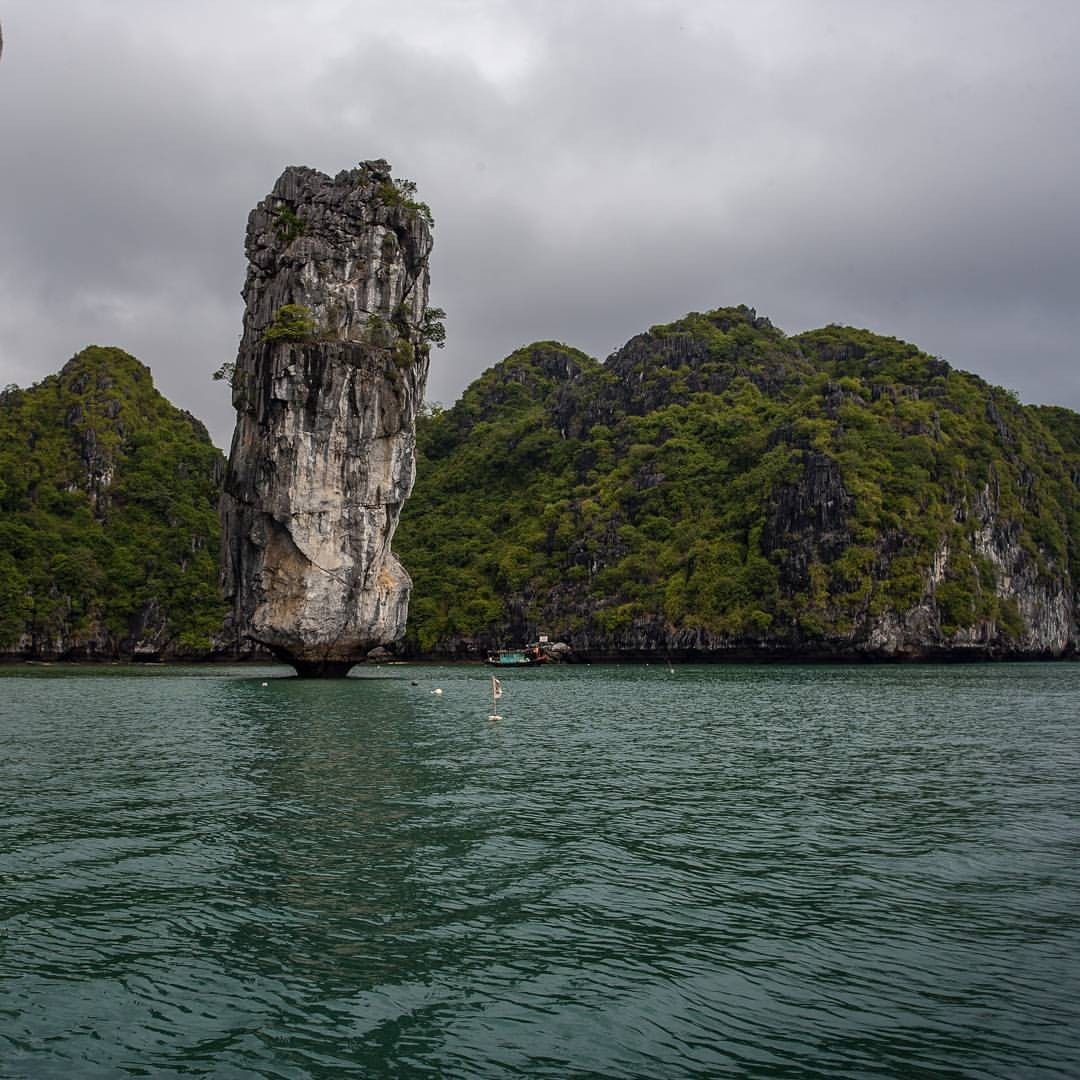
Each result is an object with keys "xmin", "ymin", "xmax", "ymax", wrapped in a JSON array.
[{"xmin": 1, "ymin": 662, "xmax": 1078, "ymax": 1079}]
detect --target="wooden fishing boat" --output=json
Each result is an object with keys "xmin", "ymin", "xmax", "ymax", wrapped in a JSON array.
[
  {"xmin": 486, "ymin": 649, "xmax": 534, "ymax": 666},
  {"xmin": 486, "ymin": 642, "xmax": 552, "ymax": 666}
]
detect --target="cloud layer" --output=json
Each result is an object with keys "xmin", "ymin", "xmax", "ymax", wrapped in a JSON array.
[{"xmin": 2, "ymin": 0, "xmax": 1078, "ymax": 446}]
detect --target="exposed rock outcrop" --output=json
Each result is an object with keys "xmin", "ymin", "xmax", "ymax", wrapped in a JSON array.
[{"xmin": 220, "ymin": 161, "xmax": 435, "ymax": 676}]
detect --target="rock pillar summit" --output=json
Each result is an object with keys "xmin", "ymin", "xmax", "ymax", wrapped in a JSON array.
[{"xmin": 221, "ymin": 161, "xmax": 436, "ymax": 676}]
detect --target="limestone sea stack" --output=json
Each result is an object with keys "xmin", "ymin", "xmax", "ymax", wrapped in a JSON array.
[{"xmin": 221, "ymin": 161, "xmax": 437, "ymax": 676}]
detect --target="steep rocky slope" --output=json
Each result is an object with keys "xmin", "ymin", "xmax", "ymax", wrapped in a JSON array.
[
  {"xmin": 220, "ymin": 161, "xmax": 436, "ymax": 675},
  {"xmin": 0, "ymin": 347, "xmax": 225, "ymax": 659},
  {"xmin": 396, "ymin": 307, "xmax": 1079, "ymax": 660}
]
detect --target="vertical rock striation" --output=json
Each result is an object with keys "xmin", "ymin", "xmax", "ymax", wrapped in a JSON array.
[{"xmin": 221, "ymin": 161, "xmax": 434, "ymax": 676}]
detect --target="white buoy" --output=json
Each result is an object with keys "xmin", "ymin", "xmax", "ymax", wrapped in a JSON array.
[
  {"xmin": 432, "ymin": 688, "xmax": 443, "ymax": 696},
  {"xmin": 488, "ymin": 674, "xmax": 503, "ymax": 720},
  {"xmin": 261, "ymin": 681, "xmax": 268, "ymax": 687}
]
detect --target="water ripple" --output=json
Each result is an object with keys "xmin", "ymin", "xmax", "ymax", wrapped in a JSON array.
[{"xmin": 1, "ymin": 663, "xmax": 1079, "ymax": 1077}]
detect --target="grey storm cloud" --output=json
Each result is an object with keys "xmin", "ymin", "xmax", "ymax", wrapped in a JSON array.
[{"xmin": 1, "ymin": 0, "xmax": 1078, "ymax": 448}]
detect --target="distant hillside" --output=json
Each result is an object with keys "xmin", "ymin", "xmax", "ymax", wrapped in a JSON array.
[
  {"xmin": 4, "ymin": 311, "xmax": 1077, "ymax": 664},
  {"xmin": 0, "ymin": 347, "xmax": 226, "ymax": 659},
  {"xmin": 395, "ymin": 306, "xmax": 1079, "ymax": 660}
]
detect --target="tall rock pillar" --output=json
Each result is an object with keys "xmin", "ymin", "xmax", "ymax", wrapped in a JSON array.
[{"xmin": 221, "ymin": 161, "xmax": 435, "ymax": 676}]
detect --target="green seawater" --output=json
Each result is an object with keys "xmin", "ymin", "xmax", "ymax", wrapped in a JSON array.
[{"xmin": 1, "ymin": 662, "xmax": 1078, "ymax": 1078}]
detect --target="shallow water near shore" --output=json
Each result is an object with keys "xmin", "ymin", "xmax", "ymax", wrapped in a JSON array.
[{"xmin": 2, "ymin": 662, "xmax": 1079, "ymax": 1078}]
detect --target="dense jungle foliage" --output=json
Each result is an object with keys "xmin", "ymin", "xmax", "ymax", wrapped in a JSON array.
[
  {"xmin": 395, "ymin": 306, "xmax": 1079, "ymax": 657},
  {"xmin": 0, "ymin": 347, "xmax": 225, "ymax": 656}
]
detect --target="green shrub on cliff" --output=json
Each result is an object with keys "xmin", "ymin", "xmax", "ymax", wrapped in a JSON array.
[
  {"xmin": 264, "ymin": 304, "xmax": 317, "ymax": 342},
  {"xmin": 421, "ymin": 307, "xmax": 447, "ymax": 349},
  {"xmin": 377, "ymin": 177, "xmax": 434, "ymax": 227},
  {"xmin": 272, "ymin": 204, "xmax": 307, "ymax": 245}
]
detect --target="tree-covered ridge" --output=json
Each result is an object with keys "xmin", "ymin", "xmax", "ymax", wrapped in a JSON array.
[
  {"xmin": 3, "ymin": 311, "xmax": 1075, "ymax": 663},
  {"xmin": 0, "ymin": 346, "xmax": 226, "ymax": 657},
  {"xmin": 395, "ymin": 307, "xmax": 1079, "ymax": 658}
]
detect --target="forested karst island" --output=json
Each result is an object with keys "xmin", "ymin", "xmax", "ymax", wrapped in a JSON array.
[
  {"xmin": 396, "ymin": 308, "xmax": 1079, "ymax": 660},
  {"xmin": 1, "ymin": 305, "xmax": 1078, "ymax": 663},
  {"xmin": 0, "ymin": 346, "xmax": 225, "ymax": 657}
]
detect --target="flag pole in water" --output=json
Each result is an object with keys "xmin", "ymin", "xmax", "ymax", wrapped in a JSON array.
[{"xmin": 489, "ymin": 675, "xmax": 503, "ymax": 721}]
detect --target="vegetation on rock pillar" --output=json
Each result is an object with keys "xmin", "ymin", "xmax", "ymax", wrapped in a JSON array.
[
  {"xmin": 272, "ymin": 204, "xmax": 307, "ymax": 244},
  {"xmin": 376, "ymin": 176, "xmax": 434, "ymax": 227},
  {"xmin": 264, "ymin": 304, "xmax": 317, "ymax": 342},
  {"xmin": 420, "ymin": 307, "xmax": 447, "ymax": 350}
]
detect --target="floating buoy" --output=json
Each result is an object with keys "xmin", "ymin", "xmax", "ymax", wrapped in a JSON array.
[
  {"xmin": 261, "ymin": 681, "xmax": 268, "ymax": 687},
  {"xmin": 432, "ymin": 688, "xmax": 443, "ymax": 696}
]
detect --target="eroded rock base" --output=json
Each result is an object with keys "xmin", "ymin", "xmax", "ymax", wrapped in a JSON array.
[{"xmin": 286, "ymin": 657, "xmax": 357, "ymax": 679}]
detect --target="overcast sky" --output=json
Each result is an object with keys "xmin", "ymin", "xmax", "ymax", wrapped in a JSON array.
[{"xmin": 2, "ymin": 1, "xmax": 1078, "ymax": 448}]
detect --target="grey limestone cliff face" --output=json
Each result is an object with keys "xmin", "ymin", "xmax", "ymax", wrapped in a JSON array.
[
  {"xmin": 221, "ymin": 161, "xmax": 434, "ymax": 675},
  {"xmin": 858, "ymin": 480, "xmax": 1075, "ymax": 659}
]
